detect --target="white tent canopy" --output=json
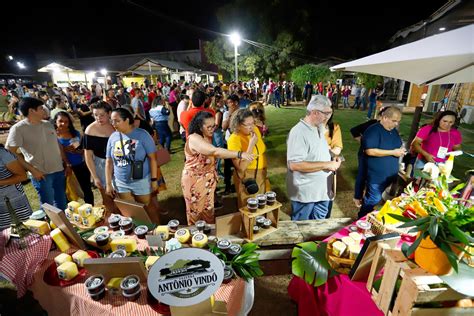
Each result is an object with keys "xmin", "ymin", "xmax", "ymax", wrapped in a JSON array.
[{"xmin": 331, "ymin": 24, "xmax": 474, "ymax": 85}]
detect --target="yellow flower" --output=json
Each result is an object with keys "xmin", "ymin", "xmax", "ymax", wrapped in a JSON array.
[
  {"xmin": 433, "ymin": 198, "xmax": 448, "ymax": 213},
  {"xmin": 413, "ymin": 200, "xmax": 429, "ymax": 217}
]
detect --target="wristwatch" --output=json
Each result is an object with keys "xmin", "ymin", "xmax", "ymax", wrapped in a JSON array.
[{"xmin": 151, "ymin": 178, "xmax": 158, "ymax": 182}]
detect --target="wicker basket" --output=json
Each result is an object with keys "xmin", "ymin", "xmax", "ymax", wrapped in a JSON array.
[
  {"xmin": 367, "ymin": 212, "xmax": 415, "ymax": 236},
  {"xmin": 326, "ymin": 239, "xmax": 356, "ymax": 274}
]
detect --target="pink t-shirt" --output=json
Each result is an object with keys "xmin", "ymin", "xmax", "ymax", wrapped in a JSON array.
[{"xmin": 416, "ymin": 125, "xmax": 462, "ymax": 162}]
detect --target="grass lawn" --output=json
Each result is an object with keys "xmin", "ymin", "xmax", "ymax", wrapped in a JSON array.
[{"xmin": 23, "ymin": 104, "xmax": 474, "ymax": 222}]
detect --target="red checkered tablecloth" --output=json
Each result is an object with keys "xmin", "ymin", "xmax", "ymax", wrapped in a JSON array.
[
  {"xmin": 28, "ymin": 235, "xmax": 247, "ymax": 316},
  {"xmin": 0, "ymin": 228, "xmax": 52, "ymax": 297}
]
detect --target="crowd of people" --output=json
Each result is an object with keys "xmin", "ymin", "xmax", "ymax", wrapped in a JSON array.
[{"xmin": 0, "ymin": 77, "xmax": 464, "ymax": 230}]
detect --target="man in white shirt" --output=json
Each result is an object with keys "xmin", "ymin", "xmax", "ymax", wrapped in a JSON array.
[{"xmin": 287, "ymin": 95, "xmax": 342, "ymax": 220}]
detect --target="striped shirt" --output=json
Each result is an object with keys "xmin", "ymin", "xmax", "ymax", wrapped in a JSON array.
[{"xmin": 0, "ymin": 147, "xmax": 32, "ymax": 230}]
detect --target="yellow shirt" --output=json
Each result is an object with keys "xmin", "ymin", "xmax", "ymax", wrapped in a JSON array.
[
  {"xmin": 325, "ymin": 123, "xmax": 343, "ymax": 150},
  {"xmin": 227, "ymin": 126, "xmax": 267, "ymax": 169}
]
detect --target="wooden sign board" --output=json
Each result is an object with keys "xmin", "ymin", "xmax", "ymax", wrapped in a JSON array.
[
  {"xmin": 114, "ymin": 198, "xmax": 153, "ymax": 225},
  {"xmin": 349, "ymin": 233, "xmax": 400, "ymax": 281},
  {"xmin": 215, "ymin": 212, "xmax": 241, "ymax": 237},
  {"xmin": 42, "ymin": 203, "xmax": 86, "ymax": 249},
  {"xmin": 83, "ymin": 257, "xmax": 148, "ymax": 282}
]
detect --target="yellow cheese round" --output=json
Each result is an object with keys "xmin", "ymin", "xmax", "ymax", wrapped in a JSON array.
[
  {"xmin": 57, "ymin": 261, "xmax": 79, "ymax": 281},
  {"xmin": 175, "ymin": 228, "xmax": 191, "ymax": 244},
  {"xmin": 67, "ymin": 201, "xmax": 81, "ymax": 213},
  {"xmin": 54, "ymin": 253, "xmax": 72, "ymax": 267},
  {"xmin": 72, "ymin": 250, "xmax": 91, "ymax": 267},
  {"xmin": 192, "ymin": 233, "xmax": 208, "ymax": 248}
]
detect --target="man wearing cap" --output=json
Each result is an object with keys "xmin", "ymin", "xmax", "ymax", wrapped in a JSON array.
[
  {"xmin": 287, "ymin": 95, "xmax": 342, "ymax": 220},
  {"xmin": 6, "ymin": 97, "xmax": 69, "ymax": 210}
]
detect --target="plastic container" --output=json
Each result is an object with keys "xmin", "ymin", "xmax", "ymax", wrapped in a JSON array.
[
  {"xmin": 122, "ymin": 287, "xmax": 141, "ymax": 301},
  {"xmin": 95, "ymin": 233, "xmax": 110, "ymax": 247},
  {"xmin": 167, "ymin": 219, "xmax": 179, "ymax": 233},
  {"xmin": 85, "ymin": 274, "xmax": 105, "ymax": 295},
  {"xmin": 108, "ymin": 214, "xmax": 121, "ymax": 230},
  {"xmin": 355, "ymin": 220, "xmax": 371, "ymax": 235},
  {"xmin": 203, "ymin": 225, "xmax": 212, "ymax": 235},
  {"xmin": 253, "ymin": 225, "xmax": 260, "ymax": 234},
  {"xmin": 195, "ymin": 220, "xmax": 206, "ymax": 232},
  {"xmin": 263, "ymin": 219, "xmax": 272, "ymax": 229},
  {"xmin": 227, "ymin": 244, "xmax": 242, "ymax": 259},
  {"xmin": 108, "ymin": 249, "xmax": 127, "ymax": 258},
  {"xmin": 119, "ymin": 217, "xmax": 133, "ymax": 230},
  {"xmin": 134, "ymin": 225, "xmax": 149, "ymax": 239},
  {"xmin": 265, "ymin": 191, "xmax": 276, "ymax": 205},
  {"xmin": 256, "ymin": 194, "xmax": 267, "ymax": 209},
  {"xmin": 121, "ymin": 275, "xmax": 141, "ymax": 295},
  {"xmin": 223, "ymin": 266, "xmax": 234, "ymax": 284},
  {"xmin": 256, "ymin": 216, "xmax": 266, "ymax": 227},
  {"xmin": 217, "ymin": 239, "xmax": 231, "ymax": 252},
  {"xmin": 90, "ymin": 287, "xmax": 106, "ymax": 301},
  {"xmin": 247, "ymin": 198, "xmax": 258, "ymax": 212},
  {"xmin": 94, "ymin": 226, "xmax": 109, "ymax": 235},
  {"xmin": 110, "ymin": 231, "xmax": 125, "ymax": 240}
]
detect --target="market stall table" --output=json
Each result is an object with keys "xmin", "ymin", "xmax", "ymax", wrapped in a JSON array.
[
  {"xmin": 28, "ymin": 231, "xmax": 248, "ymax": 316},
  {"xmin": 287, "ymin": 216, "xmax": 415, "ymax": 316},
  {"xmin": 0, "ymin": 229, "xmax": 52, "ymax": 297}
]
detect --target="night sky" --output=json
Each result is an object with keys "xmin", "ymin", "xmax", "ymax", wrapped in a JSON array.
[{"xmin": 2, "ymin": 0, "xmax": 448, "ymax": 68}]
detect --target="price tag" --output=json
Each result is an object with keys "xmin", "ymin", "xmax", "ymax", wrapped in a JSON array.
[{"xmin": 437, "ymin": 146, "xmax": 448, "ymax": 159}]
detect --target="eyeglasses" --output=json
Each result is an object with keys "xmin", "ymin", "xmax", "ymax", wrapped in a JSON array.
[{"xmin": 315, "ymin": 110, "xmax": 333, "ymax": 117}]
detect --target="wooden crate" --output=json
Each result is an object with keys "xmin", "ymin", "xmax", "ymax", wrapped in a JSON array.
[
  {"xmin": 239, "ymin": 201, "xmax": 281, "ymax": 241},
  {"xmin": 366, "ymin": 244, "xmax": 472, "ymax": 316}
]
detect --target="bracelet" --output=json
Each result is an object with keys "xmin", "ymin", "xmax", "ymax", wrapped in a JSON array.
[{"xmin": 237, "ymin": 151, "xmax": 242, "ymax": 159}]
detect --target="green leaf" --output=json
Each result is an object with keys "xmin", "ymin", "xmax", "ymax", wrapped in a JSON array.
[
  {"xmin": 406, "ymin": 234, "xmax": 424, "ymax": 257},
  {"xmin": 447, "ymin": 223, "xmax": 471, "ymax": 245},
  {"xmin": 429, "ymin": 217, "xmax": 439, "ymax": 241},
  {"xmin": 387, "ymin": 213, "xmax": 411, "ymax": 222},
  {"xmin": 438, "ymin": 242, "xmax": 459, "ymax": 273},
  {"xmin": 450, "ymin": 183, "xmax": 466, "ymax": 194},
  {"xmin": 397, "ymin": 216, "xmax": 431, "ymax": 228},
  {"xmin": 291, "ymin": 242, "xmax": 331, "ymax": 287}
]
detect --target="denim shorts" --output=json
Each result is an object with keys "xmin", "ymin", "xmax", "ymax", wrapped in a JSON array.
[
  {"xmin": 93, "ymin": 156, "xmax": 107, "ymax": 187},
  {"xmin": 113, "ymin": 176, "xmax": 151, "ymax": 196}
]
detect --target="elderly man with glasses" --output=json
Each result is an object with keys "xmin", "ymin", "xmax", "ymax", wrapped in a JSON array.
[{"xmin": 286, "ymin": 95, "xmax": 342, "ymax": 220}]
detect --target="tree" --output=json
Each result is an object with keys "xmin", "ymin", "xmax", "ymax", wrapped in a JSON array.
[
  {"xmin": 356, "ymin": 73, "xmax": 384, "ymax": 89},
  {"xmin": 290, "ymin": 64, "xmax": 332, "ymax": 87},
  {"xmin": 203, "ymin": 0, "xmax": 311, "ymax": 80}
]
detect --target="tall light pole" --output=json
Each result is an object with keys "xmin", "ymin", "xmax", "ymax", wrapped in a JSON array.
[{"xmin": 229, "ymin": 32, "xmax": 241, "ymax": 83}]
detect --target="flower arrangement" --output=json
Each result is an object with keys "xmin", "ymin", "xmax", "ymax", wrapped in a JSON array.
[{"xmin": 388, "ymin": 166, "xmax": 474, "ymax": 273}]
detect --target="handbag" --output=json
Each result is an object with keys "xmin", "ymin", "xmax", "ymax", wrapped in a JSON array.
[
  {"xmin": 156, "ymin": 145, "xmax": 171, "ymax": 166},
  {"xmin": 119, "ymin": 132, "xmax": 144, "ymax": 180},
  {"xmin": 239, "ymin": 145, "xmax": 260, "ymax": 195}
]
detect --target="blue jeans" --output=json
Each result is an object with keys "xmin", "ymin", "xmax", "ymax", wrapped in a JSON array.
[
  {"xmin": 291, "ymin": 200, "xmax": 331, "ymax": 220},
  {"xmin": 154, "ymin": 121, "xmax": 172, "ymax": 151},
  {"xmin": 353, "ymin": 96, "xmax": 361, "ymax": 108},
  {"xmin": 361, "ymin": 97, "xmax": 367, "ymax": 110},
  {"xmin": 358, "ymin": 182, "xmax": 388, "ymax": 218},
  {"xmin": 31, "ymin": 170, "xmax": 67, "ymax": 211},
  {"xmin": 343, "ymin": 96, "xmax": 349, "ymax": 108},
  {"xmin": 367, "ymin": 101, "xmax": 376, "ymax": 119}
]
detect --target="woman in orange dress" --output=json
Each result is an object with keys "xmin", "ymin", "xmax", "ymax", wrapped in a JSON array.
[{"xmin": 182, "ymin": 111, "xmax": 254, "ymax": 224}]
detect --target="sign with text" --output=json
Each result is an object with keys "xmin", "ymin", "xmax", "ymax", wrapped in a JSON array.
[{"xmin": 148, "ymin": 248, "xmax": 224, "ymax": 306}]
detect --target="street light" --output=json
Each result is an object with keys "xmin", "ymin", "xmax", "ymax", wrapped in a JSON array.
[
  {"xmin": 229, "ymin": 32, "xmax": 241, "ymax": 83},
  {"xmin": 17, "ymin": 62, "xmax": 26, "ymax": 69},
  {"xmin": 8, "ymin": 55, "xmax": 13, "ymax": 61}
]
